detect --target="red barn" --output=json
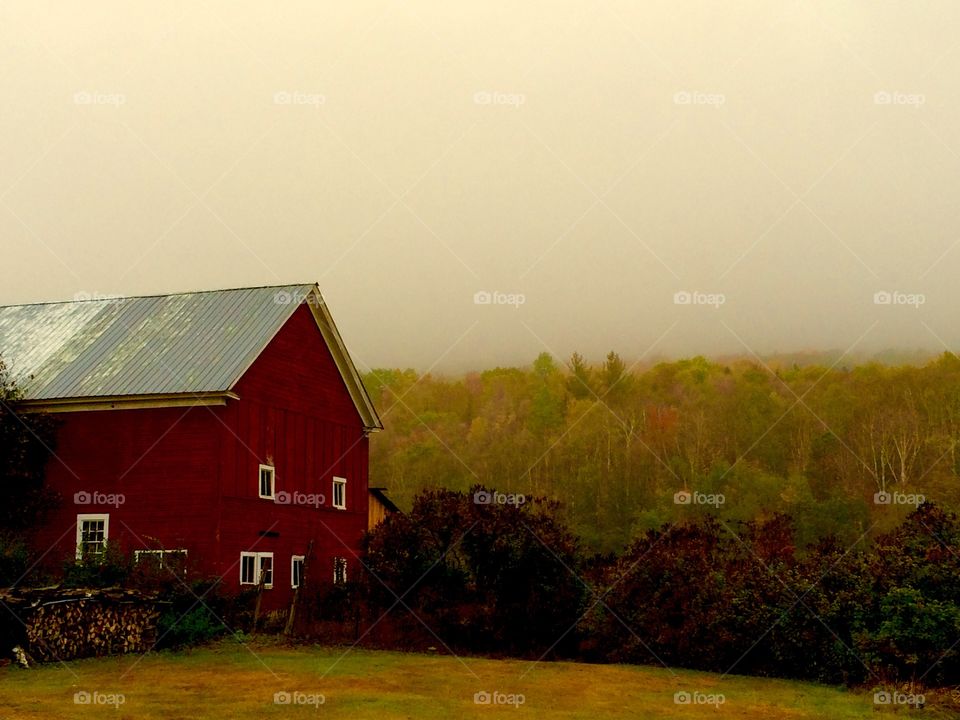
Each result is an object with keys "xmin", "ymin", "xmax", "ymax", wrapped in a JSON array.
[{"xmin": 0, "ymin": 283, "xmax": 382, "ymax": 609}]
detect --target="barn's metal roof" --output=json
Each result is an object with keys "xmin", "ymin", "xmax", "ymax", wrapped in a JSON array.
[{"xmin": 0, "ymin": 284, "xmax": 382, "ymax": 430}]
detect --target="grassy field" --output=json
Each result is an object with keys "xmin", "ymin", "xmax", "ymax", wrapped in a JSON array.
[{"xmin": 0, "ymin": 639, "xmax": 946, "ymax": 719}]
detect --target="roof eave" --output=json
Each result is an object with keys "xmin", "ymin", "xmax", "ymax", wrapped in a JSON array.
[{"xmin": 16, "ymin": 391, "xmax": 239, "ymax": 414}]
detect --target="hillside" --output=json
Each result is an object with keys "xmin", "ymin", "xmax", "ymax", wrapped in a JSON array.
[{"xmin": 365, "ymin": 353, "xmax": 960, "ymax": 552}]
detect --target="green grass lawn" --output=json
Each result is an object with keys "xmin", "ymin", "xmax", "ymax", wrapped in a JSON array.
[{"xmin": 0, "ymin": 639, "xmax": 947, "ymax": 719}]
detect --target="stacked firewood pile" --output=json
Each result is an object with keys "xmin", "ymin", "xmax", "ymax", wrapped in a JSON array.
[{"xmin": 0, "ymin": 586, "xmax": 160, "ymax": 663}]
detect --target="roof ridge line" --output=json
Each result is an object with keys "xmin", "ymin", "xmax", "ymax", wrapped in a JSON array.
[{"xmin": 0, "ymin": 282, "xmax": 317, "ymax": 309}]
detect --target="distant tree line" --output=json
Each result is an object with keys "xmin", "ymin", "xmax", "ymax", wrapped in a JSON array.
[{"xmin": 365, "ymin": 352, "xmax": 960, "ymax": 552}]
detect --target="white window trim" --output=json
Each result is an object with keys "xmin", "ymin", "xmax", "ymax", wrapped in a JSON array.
[
  {"xmin": 240, "ymin": 551, "xmax": 257, "ymax": 585},
  {"xmin": 333, "ymin": 556, "xmax": 347, "ymax": 585},
  {"xmin": 291, "ymin": 555, "xmax": 305, "ymax": 589},
  {"xmin": 240, "ymin": 551, "xmax": 274, "ymax": 588},
  {"xmin": 76, "ymin": 514, "xmax": 109, "ymax": 560},
  {"xmin": 134, "ymin": 549, "xmax": 188, "ymax": 571},
  {"xmin": 258, "ymin": 464, "xmax": 275, "ymax": 499},
  {"xmin": 258, "ymin": 552, "xmax": 274, "ymax": 589},
  {"xmin": 332, "ymin": 476, "xmax": 347, "ymax": 510}
]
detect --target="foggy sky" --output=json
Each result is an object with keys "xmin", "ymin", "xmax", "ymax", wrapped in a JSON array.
[{"xmin": 2, "ymin": 2, "xmax": 959, "ymax": 373}]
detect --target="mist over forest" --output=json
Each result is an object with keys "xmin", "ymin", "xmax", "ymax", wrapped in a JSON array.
[{"xmin": 367, "ymin": 351, "xmax": 960, "ymax": 552}]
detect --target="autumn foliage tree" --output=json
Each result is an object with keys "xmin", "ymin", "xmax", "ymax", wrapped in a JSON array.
[{"xmin": 366, "ymin": 352, "xmax": 960, "ymax": 552}]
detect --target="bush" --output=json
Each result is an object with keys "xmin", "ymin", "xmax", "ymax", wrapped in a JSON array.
[
  {"xmin": 157, "ymin": 605, "xmax": 227, "ymax": 649},
  {"xmin": 361, "ymin": 486, "xmax": 588, "ymax": 657},
  {"xmin": 62, "ymin": 542, "xmax": 132, "ymax": 588},
  {"xmin": 0, "ymin": 534, "xmax": 29, "ymax": 587},
  {"xmin": 856, "ymin": 587, "xmax": 960, "ymax": 685},
  {"xmin": 155, "ymin": 580, "xmax": 233, "ymax": 649}
]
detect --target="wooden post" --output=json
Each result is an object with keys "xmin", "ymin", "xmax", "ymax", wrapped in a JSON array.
[
  {"xmin": 252, "ymin": 576, "xmax": 265, "ymax": 634},
  {"xmin": 284, "ymin": 540, "xmax": 313, "ymax": 636}
]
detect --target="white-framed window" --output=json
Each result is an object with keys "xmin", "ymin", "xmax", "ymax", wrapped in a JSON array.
[
  {"xmin": 333, "ymin": 556, "xmax": 347, "ymax": 585},
  {"xmin": 332, "ymin": 476, "xmax": 346, "ymax": 510},
  {"xmin": 240, "ymin": 552, "xmax": 257, "ymax": 585},
  {"xmin": 291, "ymin": 555, "xmax": 305, "ymax": 589},
  {"xmin": 134, "ymin": 549, "xmax": 188, "ymax": 574},
  {"xmin": 240, "ymin": 551, "xmax": 274, "ymax": 588},
  {"xmin": 76, "ymin": 514, "xmax": 109, "ymax": 560},
  {"xmin": 258, "ymin": 464, "xmax": 275, "ymax": 499}
]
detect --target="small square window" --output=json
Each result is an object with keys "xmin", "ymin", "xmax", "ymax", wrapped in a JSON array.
[
  {"xmin": 291, "ymin": 555, "xmax": 305, "ymax": 589},
  {"xmin": 332, "ymin": 476, "xmax": 346, "ymax": 510},
  {"xmin": 259, "ymin": 464, "xmax": 275, "ymax": 499},
  {"xmin": 333, "ymin": 556, "xmax": 347, "ymax": 585}
]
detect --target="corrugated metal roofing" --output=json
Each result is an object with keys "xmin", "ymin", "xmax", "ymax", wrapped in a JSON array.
[{"xmin": 0, "ymin": 284, "xmax": 314, "ymax": 399}]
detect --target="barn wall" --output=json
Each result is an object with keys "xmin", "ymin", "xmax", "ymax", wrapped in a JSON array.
[
  {"xmin": 33, "ymin": 405, "xmax": 221, "ymax": 567},
  {"xmin": 215, "ymin": 303, "xmax": 371, "ymax": 607}
]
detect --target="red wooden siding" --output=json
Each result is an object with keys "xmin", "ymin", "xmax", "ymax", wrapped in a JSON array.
[
  {"xmin": 32, "ymin": 302, "xmax": 372, "ymax": 611},
  {"xmin": 34, "ymin": 406, "xmax": 220, "ymax": 565}
]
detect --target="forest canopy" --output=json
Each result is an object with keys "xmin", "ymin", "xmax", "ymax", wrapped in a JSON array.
[{"xmin": 365, "ymin": 352, "xmax": 960, "ymax": 553}]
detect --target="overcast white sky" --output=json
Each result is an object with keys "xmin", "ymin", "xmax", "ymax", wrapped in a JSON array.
[{"xmin": 2, "ymin": 2, "xmax": 959, "ymax": 372}]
